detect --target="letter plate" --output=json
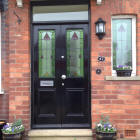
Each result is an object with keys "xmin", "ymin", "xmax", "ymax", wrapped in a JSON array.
[{"xmin": 40, "ymin": 81, "xmax": 54, "ymax": 87}]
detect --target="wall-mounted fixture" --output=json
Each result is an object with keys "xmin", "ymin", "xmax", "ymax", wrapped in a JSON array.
[
  {"xmin": 16, "ymin": 0, "xmax": 23, "ymax": 8},
  {"xmin": 0, "ymin": 0, "xmax": 3, "ymax": 11},
  {"xmin": 97, "ymin": 0, "xmax": 102, "ymax": 5},
  {"xmin": 95, "ymin": 18, "xmax": 106, "ymax": 40},
  {"xmin": 96, "ymin": 69, "xmax": 102, "ymax": 75},
  {"xmin": 98, "ymin": 56, "xmax": 105, "ymax": 62},
  {"xmin": 13, "ymin": 11, "xmax": 22, "ymax": 24}
]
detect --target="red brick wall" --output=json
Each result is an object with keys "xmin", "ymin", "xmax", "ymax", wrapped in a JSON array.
[
  {"xmin": 7, "ymin": 0, "xmax": 30, "ymax": 130},
  {"xmin": 91, "ymin": 0, "xmax": 140, "ymax": 138}
]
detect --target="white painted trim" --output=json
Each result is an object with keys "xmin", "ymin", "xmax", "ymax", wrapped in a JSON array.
[
  {"xmin": 0, "ymin": 12, "xmax": 4, "ymax": 94},
  {"xmin": 111, "ymin": 15, "xmax": 136, "ymax": 76},
  {"xmin": 16, "ymin": 0, "xmax": 23, "ymax": 8},
  {"xmin": 97, "ymin": 0, "xmax": 102, "ymax": 5}
]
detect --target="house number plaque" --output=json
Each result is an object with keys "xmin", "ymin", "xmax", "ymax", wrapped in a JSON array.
[{"xmin": 40, "ymin": 81, "xmax": 54, "ymax": 87}]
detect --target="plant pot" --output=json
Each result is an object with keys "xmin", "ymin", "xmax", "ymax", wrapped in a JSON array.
[
  {"xmin": 96, "ymin": 131, "xmax": 117, "ymax": 140},
  {"xmin": 0, "ymin": 120, "xmax": 6, "ymax": 140},
  {"xmin": 116, "ymin": 70, "xmax": 132, "ymax": 77},
  {"xmin": 2, "ymin": 131, "xmax": 24, "ymax": 140}
]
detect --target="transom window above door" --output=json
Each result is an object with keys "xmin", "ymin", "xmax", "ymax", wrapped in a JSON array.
[{"xmin": 32, "ymin": 5, "xmax": 88, "ymax": 22}]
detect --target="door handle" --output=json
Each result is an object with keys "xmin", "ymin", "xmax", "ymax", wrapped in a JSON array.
[{"xmin": 61, "ymin": 75, "xmax": 66, "ymax": 80}]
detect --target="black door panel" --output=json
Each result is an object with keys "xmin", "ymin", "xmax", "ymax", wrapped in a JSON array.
[{"xmin": 32, "ymin": 24, "xmax": 90, "ymax": 128}]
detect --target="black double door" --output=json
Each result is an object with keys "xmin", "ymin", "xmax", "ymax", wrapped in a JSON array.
[{"xmin": 32, "ymin": 24, "xmax": 90, "ymax": 128}]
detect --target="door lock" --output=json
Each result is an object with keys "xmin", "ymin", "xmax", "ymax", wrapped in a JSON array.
[{"xmin": 61, "ymin": 75, "xmax": 66, "ymax": 80}]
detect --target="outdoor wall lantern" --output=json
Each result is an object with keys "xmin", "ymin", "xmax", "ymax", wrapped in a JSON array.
[
  {"xmin": 95, "ymin": 18, "xmax": 106, "ymax": 40},
  {"xmin": 16, "ymin": 0, "xmax": 23, "ymax": 8}
]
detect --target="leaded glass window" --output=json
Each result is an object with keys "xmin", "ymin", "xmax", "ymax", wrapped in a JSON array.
[
  {"xmin": 67, "ymin": 30, "xmax": 84, "ymax": 77},
  {"xmin": 38, "ymin": 30, "xmax": 55, "ymax": 78},
  {"xmin": 112, "ymin": 19, "xmax": 132, "ymax": 70}
]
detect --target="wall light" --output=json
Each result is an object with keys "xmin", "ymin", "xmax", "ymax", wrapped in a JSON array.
[{"xmin": 95, "ymin": 18, "xmax": 106, "ymax": 40}]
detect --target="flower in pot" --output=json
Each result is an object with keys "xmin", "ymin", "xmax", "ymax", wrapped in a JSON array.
[
  {"xmin": 0, "ymin": 120, "xmax": 6, "ymax": 139},
  {"xmin": 95, "ymin": 115, "xmax": 117, "ymax": 140},
  {"xmin": 115, "ymin": 65, "xmax": 132, "ymax": 77},
  {"xmin": 2, "ymin": 119, "xmax": 25, "ymax": 140}
]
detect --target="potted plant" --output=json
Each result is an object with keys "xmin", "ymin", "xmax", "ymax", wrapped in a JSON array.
[
  {"xmin": 115, "ymin": 65, "xmax": 132, "ymax": 77},
  {"xmin": 95, "ymin": 115, "xmax": 117, "ymax": 140},
  {"xmin": 2, "ymin": 119, "xmax": 24, "ymax": 140},
  {"xmin": 0, "ymin": 120, "xmax": 6, "ymax": 139}
]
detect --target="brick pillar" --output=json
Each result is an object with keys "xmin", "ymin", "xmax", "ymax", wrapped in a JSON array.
[{"xmin": 8, "ymin": 0, "xmax": 30, "ymax": 130}]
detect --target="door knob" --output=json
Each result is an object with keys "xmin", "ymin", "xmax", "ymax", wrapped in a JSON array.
[
  {"xmin": 61, "ymin": 75, "xmax": 66, "ymax": 80},
  {"xmin": 61, "ymin": 56, "xmax": 64, "ymax": 59}
]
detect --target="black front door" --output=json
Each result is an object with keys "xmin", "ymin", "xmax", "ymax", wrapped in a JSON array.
[{"xmin": 32, "ymin": 24, "xmax": 90, "ymax": 128}]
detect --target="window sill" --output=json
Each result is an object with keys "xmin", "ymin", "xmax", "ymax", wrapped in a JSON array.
[{"xmin": 105, "ymin": 76, "xmax": 140, "ymax": 81}]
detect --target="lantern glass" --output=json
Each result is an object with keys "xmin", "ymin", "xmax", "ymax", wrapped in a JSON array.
[
  {"xmin": 99, "ymin": 23, "xmax": 104, "ymax": 33},
  {"xmin": 95, "ymin": 18, "xmax": 106, "ymax": 39},
  {"xmin": 96, "ymin": 24, "xmax": 99, "ymax": 33}
]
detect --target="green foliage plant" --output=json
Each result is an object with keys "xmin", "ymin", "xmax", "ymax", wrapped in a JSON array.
[
  {"xmin": 95, "ymin": 115, "xmax": 117, "ymax": 133},
  {"xmin": 2, "ymin": 119, "xmax": 24, "ymax": 134}
]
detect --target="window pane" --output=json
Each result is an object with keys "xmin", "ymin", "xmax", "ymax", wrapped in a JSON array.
[
  {"xmin": 39, "ymin": 30, "xmax": 55, "ymax": 78},
  {"xmin": 33, "ymin": 5, "xmax": 88, "ymax": 22},
  {"xmin": 67, "ymin": 30, "xmax": 84, "ymax": 77},
  {"xmin": 112, "ymin": 19, "xmax": 132, "ymax": 69}
]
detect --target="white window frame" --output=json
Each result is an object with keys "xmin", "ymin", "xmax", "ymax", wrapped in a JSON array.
[{"xmin": 111, "ymin": 15, "xmax": 136, "ymax": 76}]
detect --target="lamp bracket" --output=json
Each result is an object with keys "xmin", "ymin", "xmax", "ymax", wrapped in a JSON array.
[{"xmin": 13, "ymin": 11, "xmax": 22, "ymax": 24}]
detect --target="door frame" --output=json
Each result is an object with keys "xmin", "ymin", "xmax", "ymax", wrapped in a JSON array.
[{"xmin": 30, "ymin": 0, "xmax": 91, "ymax": 129}]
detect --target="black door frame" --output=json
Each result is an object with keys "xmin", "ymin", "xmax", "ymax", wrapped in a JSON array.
[{"xmin": 30, "ymin": 0, "xmax": 91, "ymax": 129}]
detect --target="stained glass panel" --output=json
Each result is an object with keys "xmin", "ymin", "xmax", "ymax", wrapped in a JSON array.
[
  {"xmin": 67, "ymin": 30, "xmax": 84, "ymax": 77},
  {"xmin": 112, "ymin": 19, "xmax": 132, "ymax": 70},
  {"xmin": 39, "ymin": 30, "xmax": 55, "ymax": 78}
]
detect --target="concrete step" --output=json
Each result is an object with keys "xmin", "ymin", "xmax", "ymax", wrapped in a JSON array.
[
  {"xmin": 28, "ymin": 129, "xmax": 93, "ymax": 140},
  {"xmin": 118, "ymin": 139, "xmax": 137, "ymax": 140}
]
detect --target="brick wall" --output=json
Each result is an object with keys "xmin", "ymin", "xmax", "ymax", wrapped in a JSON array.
[
  {"xmin": 7, "ymin": 0, "xmax": 30, "ymax": 130},
  {"xmin": 91, "ymin": 0, "xmax": 140, "ymax": 138}
]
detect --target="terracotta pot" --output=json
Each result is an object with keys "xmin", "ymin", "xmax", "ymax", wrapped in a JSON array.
[
  {"xmin": 96, "ymin": 132, "xmax": 117, "ymax": 140},
  {"xmin": 2, "ymin": 131, "xmax": 24, "ymax": 140},
  {"xmin": 116, "ymin": 70, "xmax": 132, "ymax": 77}
]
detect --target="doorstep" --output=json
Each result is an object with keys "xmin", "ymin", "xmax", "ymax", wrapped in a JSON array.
[
  {"xmin": 118, "ymin": 139, "xmax": 137, "ymax": 140},
  {"xmin": 28, "ymin": 129, "xmax": 93, "ymax": 140}
]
